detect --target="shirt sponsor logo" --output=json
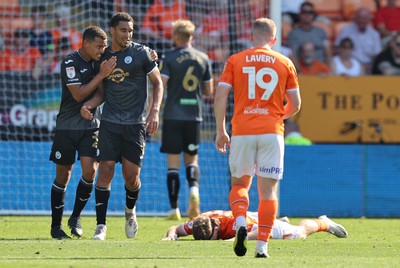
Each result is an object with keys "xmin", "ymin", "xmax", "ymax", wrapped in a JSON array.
[
  {"xmin": 124, "ymin": 56, "xmax": 132, "ymax": 64},
  {"xmin": 66, "ymin": 67, "xmax": 76, "ymax": 78},
  {"xmin": 107, "ymin": 68, "xmax": 129, "ymax": 83},
  {"xmin": 243, "ymin": 105, "xmax": 269, "ymax": 115}
]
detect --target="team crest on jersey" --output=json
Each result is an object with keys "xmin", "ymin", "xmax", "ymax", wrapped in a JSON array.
[
  {"xmin": 124, "ymin": 56, "xmax": 132, "ymax": 64},
  {"xmin": 66, "ymin": 67, "xmax": 76, "ymax": 78}
]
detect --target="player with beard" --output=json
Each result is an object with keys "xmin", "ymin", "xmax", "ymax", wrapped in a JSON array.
[{"xmin": 81, "ymin": 12, "xmax": 164, "ymax": 240}]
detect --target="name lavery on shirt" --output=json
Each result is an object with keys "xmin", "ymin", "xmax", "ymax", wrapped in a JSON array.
[{"xmin": 245, "ymin": 55, "xmax": 276, "ymax": 63}]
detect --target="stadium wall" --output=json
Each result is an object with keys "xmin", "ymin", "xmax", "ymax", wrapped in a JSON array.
[{"xmin": 1, "ymin": 141, "xmax": 399, "ymax": 218}]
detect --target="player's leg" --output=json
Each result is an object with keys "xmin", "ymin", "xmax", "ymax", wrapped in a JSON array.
[
  {"xmin": 160, "ymin": 119, "xmax": 184, "ymax": 220},
  {"xmin": 92, "ymin": 121, "xmax": 120, "ymax": 240},
  {"xmin": 166, "ymin": 154, "xmax": 181, "ymax": 220},
  {"xmin": 183, "ymin": 121, "xmax": 201, "ymax": 218},
  {"xmin": 49, "ymin": 130, "xmax": 77, "ymax": 239},
  {"xmin": 254, "ymin": 134, "xmax": 284, "ymax": 258},
  {"xmin": 69, "ymin": 129, "xmax": 99, "ymax": 237},
  {"xmin": 121, "ymin": 158, "xmax": 141, "ymax": 238},
  {"xmin": 229, "ymin": 135, "xmax": 256, "ymax": 257},
  {"xmin": 50, "ymin": 164, "xmax": 73, "ymax": 239},
  {"xmin": 184, "ymin": 153, "xmax": 200, "ymax": 218},
  {"xmin": 92, "ymin": 160, "xmax": 115, "ymax": 240},
  {"xmin": 121, "ymin": 123, "xmax": 146, "ymax": 238}
]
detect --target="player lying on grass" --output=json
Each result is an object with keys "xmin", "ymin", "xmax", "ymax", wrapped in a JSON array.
[{"xmin": 162, "ymin": 210, "xmax": 348, "ymax": 241}]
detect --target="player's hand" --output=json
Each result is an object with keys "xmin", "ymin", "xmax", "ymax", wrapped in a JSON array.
[
  {"xmin": 215, "ymin": 132, "xmax": 230, "ymax": 154},
  {"xmin": 161, "ymin": 234, "xmax": 178, "ymax": 241},
  {"xmin": 81, "ymin": 105, "xmax": 93, "ymax": 120},
  {"xmin": 99, "ymin": 56, "xmax": 117, "ymax": 78},
  {"xmin": 149, "ymin": 49, "xmax": 158, "ymax": 62},
  {"xmin": 145, "ymin": 109, "xmax": 159, "ymax": 136}
]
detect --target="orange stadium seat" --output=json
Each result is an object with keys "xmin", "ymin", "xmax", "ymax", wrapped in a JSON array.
[
  {"xmin": 342, "ymin": 0, "xmax": 379, "ymax": 20},
  {"xmin": 313, "ymin": 20, "xmax": 334, "ymax": 41},
  {"xmin": 333, "ymin": 20, "xmax": 352, "ymax": 41},
  {"xmin": 308, "ymin": 0, "xmax": 343, "ymax": 20},
  {"xmin": 0, "ymin": 17, "xmax": 33, "ymax": 34},
  {"xmin": 0, "ymin": 0, "xmax": 21, "ymax": 16}
]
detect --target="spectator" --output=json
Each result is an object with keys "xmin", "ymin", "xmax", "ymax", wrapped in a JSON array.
[
  {"xmin": 298, "ymin": 41, "xmax": 331, "ymax": 76},
  {"xmin": 51, "ymin": 6, "xmax": 83, "ymax": 52},
  {"xmin": 282, "ymin": 0, "xmax": 305, "ymax": 25},
  {"xmin": 335, "ymin": 7, "xmax": 382, "ymax": 74},
  {"xmin": 29, "ymin": 5, "xmax": 54, "ymax": 56},
  {"xmin": 372, "ymin": 32, "xmax": 400, "ymax": 75},
  {"xmin": 141, "ymin": 0, "xmax": 188, "ymax": 55},
  {"xmin": 286, "ymin": 1, "xmax": 331, "ymax": 65},
  {"xmin": 331, "ymin": 38, "xmax": 364, "ymax": 77},
  {"xmin": 0, "ymin": 29, "xmax": 43, "ymax": 79},
  {"xmin": 373, "ymin": 0, "xmax": 400, "ymax": 44},
  {"xmin": 50, "ymin": 37, "xmax": 73, "ymax": 73}
]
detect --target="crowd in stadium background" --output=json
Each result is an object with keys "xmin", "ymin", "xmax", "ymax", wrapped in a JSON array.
[{"xmin": 0, "ymin": 0, "xmax": 399, "ymax": 80}]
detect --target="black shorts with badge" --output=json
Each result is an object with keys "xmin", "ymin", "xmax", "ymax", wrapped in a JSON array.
[
  {"xmin": 50, "ymin": 129, "xmax": 99, "ymax": 165},
  {"xmin": 97, "ymin": 120, "xmax": 146, "ymax": 167},
  {"xmin": 160, "ymin": 119, "xmax": 200, "ymax": 155}
]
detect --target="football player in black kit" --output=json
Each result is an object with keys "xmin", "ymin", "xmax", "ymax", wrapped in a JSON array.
[
  {"xmin": 159, "ymin": 19, "xmax": 213, "ymax": 220},
  {"xmin": 81, "ymin": 12, "xmax": 164, "ymax": 240},
  {"xmin": 49, "ymin": 26, "xmax": 117, "ymax": 239}
]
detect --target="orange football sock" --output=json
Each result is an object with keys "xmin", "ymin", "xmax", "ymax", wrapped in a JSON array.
[
  {"xmin": 314, "ymin": 219, "xmax": 329, "ymax": 232},
  {"xmin": 257, "ymin": 199, "xmax": 278, "ymax": 242},
  {"xmin": 229, "ymin": 184, "xmax": 249, "ymax": 218}
]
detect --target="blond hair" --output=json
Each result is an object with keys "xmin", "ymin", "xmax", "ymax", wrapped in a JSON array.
[
  {"xmin": 172, "ymin": 19, "xmax": 195, "ymax": 42},
  {"xmin": 252, "ymin": 17, "xmax": 276, "ymax": 42}
]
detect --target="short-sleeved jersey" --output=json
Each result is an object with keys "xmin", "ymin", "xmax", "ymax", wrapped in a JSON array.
[
  {"xmin": 180, "ymin": 210, "xmax": 257, "ymax": 240},
  {"xmin": 56, "ymin": 51, "xmax": 100, "ymax": 130},
  {"xmin": 160, "ymin": 46, "xmax": 212, "ymax": 121},
  {"xmin": 218, "ymin": 47, "xmax": 299, "ymax": 136},
  {"xmin": 100, "ymin": 42, "xmax": 157, "ymax": 125}
]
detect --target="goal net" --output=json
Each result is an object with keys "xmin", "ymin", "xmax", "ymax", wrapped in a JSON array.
[{"xmin": 0, "ymin": 0, "xmax": 269, "ymax": 215}]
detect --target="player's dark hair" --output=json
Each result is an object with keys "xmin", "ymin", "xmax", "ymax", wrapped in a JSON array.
[
  {"xmin": 110, "ymin": 12, "xmax": 134, "ymax": 28},
  {"xmin": 192, "ymin": 216, "xmax": 213, "ymax": 240},
  {"xmin": 82, "ymin": 26, "xmax": 107, "ymax": 42}
]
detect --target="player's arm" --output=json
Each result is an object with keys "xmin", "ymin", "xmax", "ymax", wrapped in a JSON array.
[
  {"xmin": 214, "ymin": 84, "xmax": 231, "ymax": 154},
  {"xmin": 147, "ymin": 67, "xmax": 164, "ymax": 135},
  {"xmin": 69, "ymin": 57, "xmax": 116, "ymax": 103},
  {"xmin": 284, "ymin": 89, "xmax": 301, "ymax": 119},
  {"xmin": 201, "ymin": 80, "xmax": 214, "ymax": 97},
  {"xmin": 80, "ymin": 83, "xmax": 105, "ymax": 120},
  {"xmin": 161, "ymin": 224, "xmax": 188, "ymax": 241}
]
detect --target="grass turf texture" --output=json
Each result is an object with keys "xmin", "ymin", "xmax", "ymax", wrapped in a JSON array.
[{"xmin": 0, "ymin": 216, "xmax": 399, "ymax": 267}]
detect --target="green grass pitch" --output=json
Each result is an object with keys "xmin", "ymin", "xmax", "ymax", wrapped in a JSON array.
[{"xmin": 0, "ymin": 216, "xmax": 399, "ymax": 267}]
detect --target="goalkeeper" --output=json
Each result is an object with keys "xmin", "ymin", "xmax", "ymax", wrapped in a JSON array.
[
  {"xmin": 162, "ymin": 210, "xmax": 348, "ymax": 241},
  {"xmin": 49, "ymin": 26, "xmax": 117, "ymax": 239}
]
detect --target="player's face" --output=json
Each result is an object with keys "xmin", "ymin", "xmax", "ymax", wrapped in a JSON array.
[
  {"xmin": 111, "ymin": 21, "xmax": 133, "ymax": 50},
  {"xmin": 85, "ymin": 37, "xmax": 108, "ymax": 61}
]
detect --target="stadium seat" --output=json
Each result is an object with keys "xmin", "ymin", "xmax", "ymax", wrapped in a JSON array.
[
  {"xmin": 313, "ymin": 20, "xmax": 334, "ymax": 41},
  {"xmin": 308, "ymin": 0, "xmax": 343, "ymax": 20},
  {"xmin": 0, "ymin": 0, "xmax": 21, "ymax": 16},
  {"xmin": 341, "ymin": 0, "xmax": 379, "ymax": 20},
  {"xmin": 0, "ymin": 17, "xmax": 33, "ymax": 35},
  {"xmin": 332, "ymin": 20, "xmax": 352, "ymax": 42}
]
